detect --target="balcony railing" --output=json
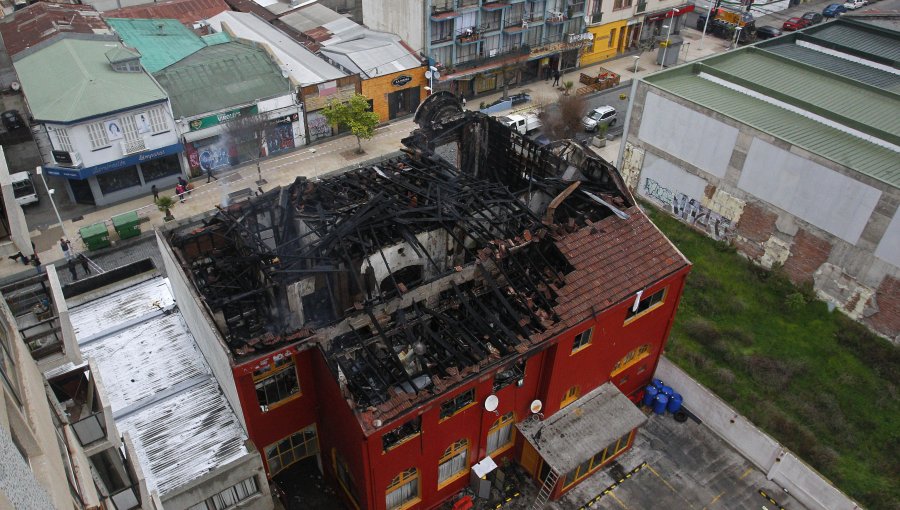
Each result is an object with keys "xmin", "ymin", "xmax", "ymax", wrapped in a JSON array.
[
  {"xmin": 452, "ymin": 44, "xmax": 530, "ymax": 70},
  {"xmin": 480, "ymin": 20, "xmax": 502, "ymax": 32},
  {"xmin": 120, "ymin": 138, "xmax": 147, "ymax": 155},
  {"xmin": 457, "ymin": 27, "xmax": 481, "ymax": 43},
  {"xmin": 431, "ymin": 31, "xmax": 455, "ymax": 44},
  {"xmin": 49, "ymin": 365, "xmax": 107, "ymax": 447},
  {"xmin": 431, "ymin": 0, "xmax": 454, "ymax": 14},
  {"xmin": 459, "ymin": 0, "xmax": 479, "ymax": 7}
]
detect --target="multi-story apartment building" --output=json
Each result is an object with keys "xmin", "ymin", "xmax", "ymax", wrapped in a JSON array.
[
  {"xmin": 1, "ymin": 268, "xmax": 147, "ymax": 510},
  {"xmin": 157, "ymin": 95, "xmax": 691, "ymax": 510},
  {"xmin": 362, "ymin": 0, "xmax": 592, "ymax": 96}
]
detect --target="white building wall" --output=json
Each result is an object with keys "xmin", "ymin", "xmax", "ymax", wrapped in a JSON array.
[{"xmin": 362, "ymin": 0, "xmax": 424, "ymax": 53}]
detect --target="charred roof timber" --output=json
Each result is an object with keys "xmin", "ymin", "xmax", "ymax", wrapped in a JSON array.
[{"xmin": 167, "ymin": 92, "xmax": 637, "ymax": 420}]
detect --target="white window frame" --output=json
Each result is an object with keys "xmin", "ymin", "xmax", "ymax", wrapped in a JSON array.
[
  {"xmin": 86, "ymin": 123, "xmax": 110, "ymax": 150},
  {"xmin": 148, "ymin": 106, "xmax": 169, "ymax": 134},
  {"xmin": 55, "ymin": 127, "xmax": 74, "ymax": 153}
]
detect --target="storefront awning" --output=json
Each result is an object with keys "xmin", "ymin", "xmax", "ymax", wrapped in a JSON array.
[
  {"xmin": 516, "ymin": 383, "xmax": 647, "ymax": 474},
  {"xmin": 43, "ymin": 143, "xmax": 183, "ymax": 180}
]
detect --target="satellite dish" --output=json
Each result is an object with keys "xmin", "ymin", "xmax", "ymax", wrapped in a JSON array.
[
  {"xmin": 10, "ymin": 81, "xmax": 20, "ymax": 92},
  {"xmin": 530, "ymin": 399, "xmax": 543, "ymax": 414},
  {"xmin": 484, "ymin": 394, "xmax": 499, "ymax": 412},
  {"xmin": 425, "ymin": 69, "xmax": 441, "ymax": 80}
]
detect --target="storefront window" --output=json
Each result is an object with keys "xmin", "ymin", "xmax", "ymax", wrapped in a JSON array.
[
  {"xmin": 97, "ymin": 166, "xmax": 140, "ymax": 194},
  {"xmin": 140, "ymin": 154, "xmax": 181, "ymax": 182}
]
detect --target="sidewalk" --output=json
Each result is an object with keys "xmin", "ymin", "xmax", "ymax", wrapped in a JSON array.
[{"xmin": 1, "ymin": 27, "xmax": 735, "ymax": 281}]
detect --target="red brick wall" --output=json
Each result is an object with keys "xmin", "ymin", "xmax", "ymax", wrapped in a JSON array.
[
  {"xmin": 783, "ymin": 229, "xmax": 832, "ymax": 284},
  {"xmin": 734, "ymin": 203, "xmax": 777, "ymax": 260},
  {"xmin": 868, "ymin": 276, "xmax": 900, "ymax": 339}
]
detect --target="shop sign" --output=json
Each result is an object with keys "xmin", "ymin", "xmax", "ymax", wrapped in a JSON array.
[
  {"xmin": 645, "ymin": 4, "xmax": 694, "ymax": 22},
  {"xmin": 567, "ymin": 32, "xmax": 594, "ymax": 43},
  {"xmin": 391, "ymin": 75, "xmax": 413, "ymax": 87},
  {"xmin": 188, "ymin": 105, "xmax": 259, "ymax": 132},
  {"xmin": 43, "ymin": 143, "xmax": 184, "ymax": 179}
]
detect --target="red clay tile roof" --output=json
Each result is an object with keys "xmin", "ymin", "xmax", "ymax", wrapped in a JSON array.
[
  {"xmin": 549, "ymin": 206, "xmax": 690, "ymax": 335},
  {"xmin": 104, "ymin": 0, "xmax": 230, "ymax": 27},
  {"xmin": 0, "ymin": 3, "xmax": 109, "ymax": 57}
]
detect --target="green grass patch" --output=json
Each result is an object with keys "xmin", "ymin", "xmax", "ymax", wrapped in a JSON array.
[{"xmin": 644, "ymin": 205, "xmax": 900, "ymax": 509}]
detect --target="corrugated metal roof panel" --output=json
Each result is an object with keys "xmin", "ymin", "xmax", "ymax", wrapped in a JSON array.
[
  {"xmin": 107, "ymin": 18, "xmax": 207, "ymax": 73},
  {"xmin": 648, "ymin": 73, "xmax": 900, "ymax": 187},
  {"xmin": 808, "ymin": 22, "xmax": 900, "ymax": 62},
  {"xmin": 704, "ymin": 51, "xmax": 900, "ymax": 137}
]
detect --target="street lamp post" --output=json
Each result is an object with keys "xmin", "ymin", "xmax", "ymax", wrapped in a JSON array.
[
  {"xmin": 732, "ymin": 26, "xmax": 743, "ymax": 49},
  {"xmin": 699, "ymin": 1, "xmax": 713, "ymax": 50},
  {"xmin": 34, "ymin": 166, "xmax": 68, "ymax": 242},
  {"xmin": 632, "ymin": 55, "xmax": 640, "ymax": 74},
  {"xmin": 659, "ymin": 9, "xmax": 678, "ymax": 70}
]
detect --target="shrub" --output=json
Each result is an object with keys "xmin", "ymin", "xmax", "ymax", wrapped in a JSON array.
[
  {"xmin": 682, "ymin": 317, "xmax": 720, "ymax": 343},
  {"xmin": 713, "ymin": 366, "xmax": 736, "ymax": 385},
  {"xmin": 785, "ymin": 292, "xmax": 808, "ymax": 312}
]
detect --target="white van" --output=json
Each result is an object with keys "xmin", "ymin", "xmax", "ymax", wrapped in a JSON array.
[{"xmin": 11, "ymin": 171, "xmax": 38, "ymax": 206}]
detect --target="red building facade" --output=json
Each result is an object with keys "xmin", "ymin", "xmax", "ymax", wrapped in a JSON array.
[{"xmin": 164, "ymin": 105, "xmax": 690, "ymax": 510}]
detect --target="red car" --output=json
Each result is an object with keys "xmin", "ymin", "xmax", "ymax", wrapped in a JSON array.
[{"xmin": 782, "ymin": 17, "xmax": 811, "ymax": 30}]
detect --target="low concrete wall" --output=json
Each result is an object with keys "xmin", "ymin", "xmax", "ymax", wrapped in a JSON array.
[{"xmin": 655, "ymin": 357, "xmax": 861, "ymax": 510}]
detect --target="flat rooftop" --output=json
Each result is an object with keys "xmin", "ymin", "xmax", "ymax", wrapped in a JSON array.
[{"xmin": 69, "ymin": 278, "xmax": 248, "ymax": 497}]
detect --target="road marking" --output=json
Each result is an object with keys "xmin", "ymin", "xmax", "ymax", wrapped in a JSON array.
[
  {"xmin": 702, "ymin": 491, "xmax": 726, "ymax": 509},
  {"xmin": 608, "ymin": 492, "xmax": 629, "ymax": 510},
  {"xmin": 739, "ymin": 468, "xmax": 753, "ymax": 480},
  {"xmin": 645, "ymin": 463, "xmax": 697, "ymax": 509}
]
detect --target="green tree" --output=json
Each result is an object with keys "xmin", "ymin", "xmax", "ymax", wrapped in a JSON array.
[{"xmin": 321, "ymin": 94, "xmax": 380, "ymax": 154}]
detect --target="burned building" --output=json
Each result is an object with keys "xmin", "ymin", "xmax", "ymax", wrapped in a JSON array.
[{"xmin": 159, "ymin": 93, "xmax": 691, "ymax": 510}]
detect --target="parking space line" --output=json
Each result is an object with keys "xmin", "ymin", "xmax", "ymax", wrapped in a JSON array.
[
  {"xmin": 607, "ymin": 492, "xmax": 629, "ymax": 510},
  {"xmin": 644, "ymin": 463, "xmax": 698, "ymax": 509},
  {"xmin": 739, "ymin": 468, "xmax": 753, "ymax": 480},
  {"xmin": 702, "ymin": 491, "xmax": 725, "ymax": 509}
]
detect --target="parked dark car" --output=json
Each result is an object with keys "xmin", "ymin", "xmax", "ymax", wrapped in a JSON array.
[
  {"xmin": 756, "ymin": 25, "xmax": 784, "ymax": 39},
  {"xmin": 823, "ymin": 3, "xmax": 847, "ymax": 17},
  {"xmin": 783, "ymin": 17, "xmax": 811, "ymax": 31},
  {"xmin": 1, "ymin": 110, "xmax": 24, "ymax": 131},
  {"xmin": 801, "ymin": 11, "xmax": 824, "ymax": 24}
]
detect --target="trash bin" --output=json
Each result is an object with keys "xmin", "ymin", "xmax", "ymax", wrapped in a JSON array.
[
  {"xmin": 80, "ymin": 222, "xmax": 111, "ymax": 251},
  {"xmin": 112, "ymin": 211, "xmax": 141, "ymax": 240}
]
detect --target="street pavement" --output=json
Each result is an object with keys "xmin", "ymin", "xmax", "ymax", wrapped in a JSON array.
[{"xmin": 0, "ymin": 0, "xmax": 839, "ymax": 281}]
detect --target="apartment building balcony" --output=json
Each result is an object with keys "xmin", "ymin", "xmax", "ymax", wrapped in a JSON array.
[
  {"xmin": 453, "ymin": 44, "xmax": 530, "ymax": 71},
  {"xmin": 431, "ymin": 32, "xmax": 455, "ymax": 44},
  {"xmin": 47, "ymin": 361, "xmax": 116, "ymax": 455},
  {"xmin": 482, "ymin": 2, "xmax": 511, "ymax": 10},
  {"xmin": 457, "ymin": 28, "xmax": 482, "ymax": 44},
  {"xmin": 459, "ymin": 0, "xmax": 480, "ymax": 8},
  {"xmin": 546, "ymin": 12, "xmax": 568, "ymax": 24},
  {"xmin": 504, "ymin": 17, "xmax": 528, "ymax": 32},
  {"xmin": 480, "ymin": 19, "xmax": 503, "ymax": 33},
  {"xmin": 430, "ymin": 1, "xmax": 460, "ymax": 20}
]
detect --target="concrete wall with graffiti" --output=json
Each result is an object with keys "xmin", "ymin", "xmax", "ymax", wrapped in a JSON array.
[{"xmin": 621, "ymin": 86, "xmax": 900, "ymax": 343}]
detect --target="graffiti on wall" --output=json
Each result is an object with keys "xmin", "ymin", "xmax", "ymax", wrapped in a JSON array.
[
  {"xmin": 643, "ymin": 177, "xmax": 734, "ymax": 241},
  {"xmin": 307, "ymin": 112, "xmax": 333, "ymax": 143}
]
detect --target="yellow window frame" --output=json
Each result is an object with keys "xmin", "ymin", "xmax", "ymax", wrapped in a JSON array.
[
  {"xmin": 386, "ymin": 467, "xmax": 420, "ymax": 510},
  {"xmin": 265, "ymin": 424, "xmax": 319, "ymax": 476},
  {"xmin": 610, "ymin": 344, "xmax": 652, "ymax": 377},
  {"xmin": 570, "ymin": 327, "xmax": 593, "ymax": 355},
  {"xmin": 624, "ymin": 288, "xmax": 667, "ymax": 325},
  {"xmin": 332, "ymin": 448, "xmax": 361, "ymax": 510},
  {"xmin": 562, "ymin": 431, "xmax": 634, "ymax": 489},
  {"xmin": 487, "ymin": 412, "xmax": 516, "ymax": 455},
  {"xmin": 439, "ymin": 389, "xmax": 476, "ymax": 422},
  {"xmin": 437, "ymin": 438, "xmax": 470, "ymax": 488},
  {"xmin": 561, "ymin": 385, "xmax": 580, "ymax": 409},
  {"xmin": 253, "ymin": 356, "xmax": 302, "ymax": 411}
]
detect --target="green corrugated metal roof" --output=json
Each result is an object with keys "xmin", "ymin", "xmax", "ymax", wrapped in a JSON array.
[
  {"xmin": 152, "ymin": 41, "xmax": 290, "ymax": 118},
  {"xmin": 807, "ymin": 21, "xmax": 900, "ymax": 63},
  {"xmin": 201, "ymin": 32, "xmax": 231, "ymax": 46},
  {"xmin": 645, "ymin": 72, "xmax": 900, "ymax": 188},
  {"xmin": 761, "ymin": 43, "xmax": 900, "ymax": 93},
  {"xmin": 702, "ymin": 50, "xmax": 900, "ymax": 138},
  {"xmin": 13, "ymin": 38, "xmax": 167, "ymax": 123},
  {"xmin": 107, "ymin": 18, "xmax": 206, "ymax": 73}
]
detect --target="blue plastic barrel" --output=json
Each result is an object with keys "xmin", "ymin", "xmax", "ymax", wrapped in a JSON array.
[
  {"xmin": 667, "ymin": 393, "xmax": 683, "ymax": 413},
  {"xmin": 653, "ymin": 394, "xmax": 669, "ymax": 415},
  {"xmin": 652, "ymin": 378, "xmax": 664, "ymax": 389},
  {"xmin": 642, "ymin": 385, "xmax": 658, "ymax": 407},
  {"xmin": 661, "ymin": 385, "xmax": 674, "ymax": 397}
]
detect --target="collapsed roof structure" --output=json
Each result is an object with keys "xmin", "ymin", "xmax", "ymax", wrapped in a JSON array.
[{"xmin": 166, "ymin": 93, "xmax": 681, "ymax": 426}]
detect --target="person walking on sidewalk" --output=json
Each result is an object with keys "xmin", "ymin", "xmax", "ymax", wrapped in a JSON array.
[
  {"xmin": 151, "ymin": 184, "xmax": 159, "ymax": 201},
  {"xmin": 30, "ymin": 254, "xmax": 41, "ymax": 275},
  {"xmin": 60, "ymin": 237, "xmax": 73, "ymax": 261},
  {"xmin": 67, "ymin": 259, "xmax": 78, "ymax": 281},
  {"xmin": 78, "ymin": 253, "xmax": 92, "ymax": 276},
  {"xmin": 175, "ymin": 183, "xmax": 186, "ymax": 203},
  {"xmin": 552, "ymin": 70, "xmax": 560, "ymax": 87}
]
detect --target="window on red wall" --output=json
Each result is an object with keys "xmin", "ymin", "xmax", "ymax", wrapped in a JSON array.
[
  {"xmin": 437, "ymin": 438, "xmax": 469, "ymax": 487},
  {"xmin": 486, "ymin": 412, "xmax": 515, "ymax": 455},
  {"xmin": 440, "ymin": 389, "xmax": 475, "ymax": 420},
  {"xmin": 493, "ymin": 359, "xmax": 526, "ymax": 392},
  {"xmin": 610, "ymin": 344, "xmax": 651, "ymax": 377},
  {"xmin": 571, "ymin": 327, "xmax": 593, "ymax": 354},
  {"xmin": 332, "ymin": 448, "xmax": 360, "ymax": 508},
  {"xmin": 386, "ymin": 467, "xmax": 419, "ymax": 510},
  {"xmin": 624, "ymin": 288, "xmax": 667, "ymax": 323},
  {"xmin": 382, "ymin": 417, "xmax": 422, "ymax": 451},
  {"xmin": 253, "ymin": 356, "xmax": 301, "ymax": 412}
]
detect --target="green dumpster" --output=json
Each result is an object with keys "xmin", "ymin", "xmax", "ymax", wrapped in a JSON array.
[
  {"xmin": 112, "ymin": 211, "xmax": 141, "ymax": 240},
  {"xmin": 80, "ymin": 222, "xmax": 111, "ymax": 251}
]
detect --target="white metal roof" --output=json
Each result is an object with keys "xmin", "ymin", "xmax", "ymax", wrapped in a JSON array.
[
  {"xmin": 207, "ymin": 10, "xmax": 347, "ymax": 85},
  {"xmin": 69, "ymin": 278, "xmax": 248, "ymax": 497}
]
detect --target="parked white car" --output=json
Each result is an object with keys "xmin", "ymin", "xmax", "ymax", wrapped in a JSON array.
[
  {"xmin": 582, "ymin": 105, "xmax": 617, "ymax": 132},
  {"xmin": 842, "ymin": 0, "xmax": 867, "ymax": 9}
]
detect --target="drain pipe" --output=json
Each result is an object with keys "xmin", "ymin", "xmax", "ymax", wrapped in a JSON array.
[{"xmin": 616, "ymin": 78, "xmax": 640, "ymax": 171}]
